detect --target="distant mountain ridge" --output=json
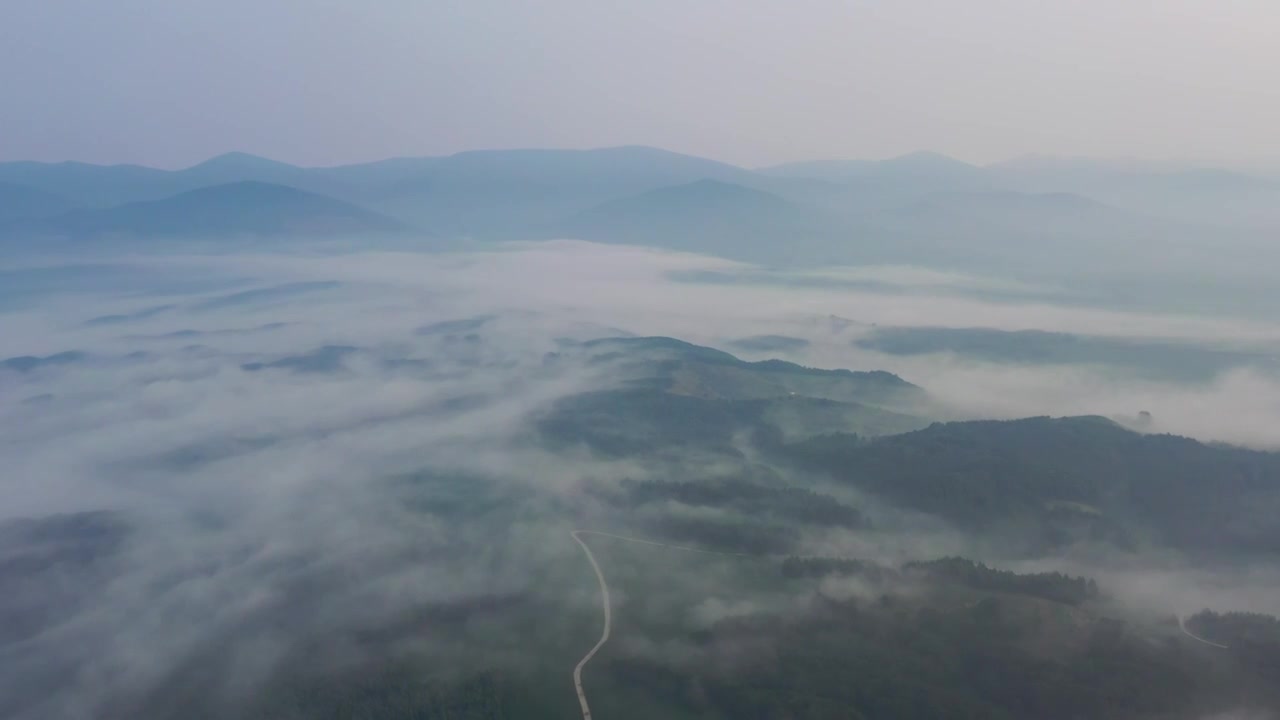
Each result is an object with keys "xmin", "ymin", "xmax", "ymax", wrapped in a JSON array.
[
  {"xmin": 326, "ymin": 145, "xmax": 761, "ymax": 234},
  {"xmin": 3, "ymin": 146, "xmax": 1278, "ymax": 283},
  {"xmin": 547, "ymin": 179, "xmax": 879, "ymax": 264},
  {"xmin": 0, "ymin": 145, "xmax": 751, "ymax": 208},
  {"xmin": 0, "ymin": 181, "xmax": 80, "ymax": 223},
  {"xmin": 760, "ymin": 151, "xmax": 989, "ymax": 189},
  {"xmin": 9, "ymin": 181, "xmax": 410, "ymax": 238}
]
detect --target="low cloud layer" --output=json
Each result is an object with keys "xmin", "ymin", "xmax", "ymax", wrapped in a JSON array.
[{"xmin": 4, "ymin": 239, "xmax": 1280, "ymax": 716}]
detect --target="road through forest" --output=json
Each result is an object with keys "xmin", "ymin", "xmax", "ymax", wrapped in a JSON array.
[
  {"xmin": 569, "ymin": 534, "xmax": 1232, "ymax": 720},
  {"xmin": 568, "ymin": 530, "xmax": 753, "ymax": 720},
  {"xmin": 570, "ymin": 531, "xmax": 610, "ymax": 720},
  {"xmin": 1178, "ymin": 615, "xmax": 1230, "ymax": 649}
]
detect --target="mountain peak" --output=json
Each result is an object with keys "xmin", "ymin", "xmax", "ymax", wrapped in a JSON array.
[
  {"xmin": 186, "ymin": 152, "xmax": 298, "ymax": 172},
  {"xmin": 879, "ymin": 151, "xmax": 979, "ymax": 172}
]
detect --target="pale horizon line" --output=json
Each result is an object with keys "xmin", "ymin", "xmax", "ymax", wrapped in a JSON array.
[{"xmin": 2, "ymin": 144, "xmax": 1276, "ymax": 177}]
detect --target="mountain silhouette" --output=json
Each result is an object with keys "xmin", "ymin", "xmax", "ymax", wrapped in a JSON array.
[
  {"xmin": 549, "ymin": 179, "xmax": 876, "ymax": 264},
  {"xmin": 17, "ymin": 181, "xmax": 411, "ymax": 238},
  {"xmin": 327, "ymin": 145, "xmax": 759, "ymax": 234},
  {"xmin": 0, "ymin": 181, "xmax": 80, "ymax": 223}
]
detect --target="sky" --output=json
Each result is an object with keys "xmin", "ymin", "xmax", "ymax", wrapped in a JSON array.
[{"xmin": 2, "ymin": 0, "xmax": 1278, "ymax": 169}]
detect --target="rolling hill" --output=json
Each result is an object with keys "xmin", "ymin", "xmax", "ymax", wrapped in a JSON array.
[
  {"xmin": 547, "ymin": 179, "xmax": 882, "ymax": 264},
  {"xmin": 539, "ymin": 336, "xmax": 927, "ymax": 455},
  {"xmin": 12, "ymin": 181, "xmax": 412, "ymax": 238},
  {"xmin": 173, "ymin": 152, "xmax": 354, "ymax": 198},
  {"xmin": 3, "ymin": 146, "xmax": 1276, "ymax": 287},
  {"xmin": 761, "ymin": 151, "xmax": 984, "ymax": 183},
  {"xmin": 879, "ymin": 190, "xmax": 1149, "ymax": 248},
  {"xmin": 787, "ymin": 416, "xmax": 1280, "ymax": 556},
  {"xmin": 0, "ymin": 153, "xmax": 356, "ymax": 209},
  {"xmin": 576, "ymin": 335, "xmax": 922, "ymax": 404},
  {"xmin": 0, "ymin": 146, "xmax": 765, "ymax": 235},
  {"xmin": 841, "ymin": 187, "xmax": 1263, "ymax": 280},
  {"xmin": 855, "ymin": 325, "xmax": 1279, "ymax": 382},
  {"xmin": 327, "ymin": 145, "xmax": 753, "ymax": 194},
  {"xmin": 759, "ymin": 151, "xmax": 1003, "ymax": 218},
  {"xmin": 0, "ymin": 160, "xmax": 172, "ymax": 208},
  {"xmin": 987, "ymin": 156, "xmax": 1280, "ymax": 229},
  {"xmin": 757, "ymin": 158, "xmax": 879, "ymax": 182},
  {"xmin": 0, "ymin": 181, "xmax": 80, "ymax": 223},
  {"xmin": 328, "ymin": 145, "xmax": 761, "ymax": 234},
  {"xmin": 760, "ymin": 151, "xmax": 995, "ymax": 200}
]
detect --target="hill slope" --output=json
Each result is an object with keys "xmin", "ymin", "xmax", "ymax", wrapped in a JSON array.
[
  {"xmin": 329, "ymin": 145, "xmax": 752, "ymax": 192},
  {"xmin": 548, "ymin": 179, "xmax": 879, "ymax": 264},
  {"xmin": 173, "ymin": 152, "xmax": 353, "ymax": 198},
  {"xmin": 0, "ymin": 161, "xmax": 172, "ymax": 208},
  {"xmin": 0, "ymin": 181, "xmax": 80, "ymax": 223},
  {"xmin": 539, "ymin": 336, "xmax": 927, "ymax": 455},
  {"xmin": 577, "ymin": 335, "xmax": 920, "ymax": 403},
  {"xmin": 15, "ymin": 181, "xmax": 411, "ymax": 238},
  {"xmin": 787, "ymin": 416, "xmax": 1280, "ymax": 555},
  {"xmin": 760, "ymin": 151, "xmax": 993, "ymax": 197},
  {"xmin": 332, "ymin": 145, "xmax": 760, "ymax": 234}
]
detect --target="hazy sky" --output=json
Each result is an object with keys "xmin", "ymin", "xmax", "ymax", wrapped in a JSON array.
[{"xmin": 2, "ymin": 0, "xmax": 1277, "ymax": 169}]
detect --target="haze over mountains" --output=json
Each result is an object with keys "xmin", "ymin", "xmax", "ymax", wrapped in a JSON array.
[
  {"xmin": 4, "ymin": 146, "xmax": 1278, "ymax": 244},
  {"xmin": 16, "ymin": 145, "xmax": 1280, "ymax": 324},
  {"xmin": 12, "ymin": 182, "xmax": 410, "ymax": 239}
]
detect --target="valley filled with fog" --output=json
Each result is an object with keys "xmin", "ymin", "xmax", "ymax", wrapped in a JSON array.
[{"xmin": 5, "ymin": 161, "xmax": 1280, "ymax": 717}]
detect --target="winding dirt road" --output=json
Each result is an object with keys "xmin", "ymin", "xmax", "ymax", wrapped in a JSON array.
[
  {"xmin": 569, "ymin": 530, "xmax": 755, "ymax": 720},
  {"xmin": 570, "ymin": 531, "xmax": 611, "ymax": 720},
  {"xmin": 1178, "ymin": 615, "xmax": 1230, "ymax": 649},
  {"xmin": 571, "ymin": 533, "xmax": 1233, "ymax": 720}
]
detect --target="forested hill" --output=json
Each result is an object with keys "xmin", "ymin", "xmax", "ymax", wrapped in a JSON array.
[
  {"xmin": 576, "ymin": 335, "xmax": 921, "ymax": 406},
  {"xmin": 785, "ymin": 416, "xmax": 1280, "ymax": 556},
  {"xmin": 538, "ymin": 336, "xmax": 928, "ymax": 455}
]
